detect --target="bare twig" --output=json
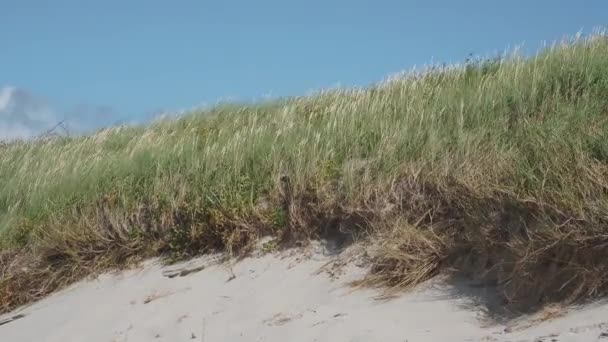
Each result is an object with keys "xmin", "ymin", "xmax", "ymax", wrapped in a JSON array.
[{"xmin": 39, "ymin": 119, "xmax": 71, "ymax": 139}]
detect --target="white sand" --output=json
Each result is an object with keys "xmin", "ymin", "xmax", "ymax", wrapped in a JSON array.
[{"xmin": 1, "ymin": 243, "xmax": 607, "ymax": 342}]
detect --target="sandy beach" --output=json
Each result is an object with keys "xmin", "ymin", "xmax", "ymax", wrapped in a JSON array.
[{"xmin": 1, "ymin": 242, "xmax": 607, "ymax": 342}]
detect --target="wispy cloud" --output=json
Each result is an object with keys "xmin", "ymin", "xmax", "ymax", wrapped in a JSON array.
[
  {"xmin": 0, "ymin": 86, "xmax": 58, "ymax": 140},
  {"xmin": 0, "ymin": 86, "xmax": 127, "ymax": 141}
]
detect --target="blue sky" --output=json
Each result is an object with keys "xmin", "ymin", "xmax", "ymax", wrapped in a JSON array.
[{"xmin": 0, "ymin": 1, "xmax": 606, "ymax": 139}]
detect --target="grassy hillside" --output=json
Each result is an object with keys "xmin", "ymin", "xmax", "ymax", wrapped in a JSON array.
[{"xmin": 2, "ymin": 33, "xmax": 608, "ymax": 314}]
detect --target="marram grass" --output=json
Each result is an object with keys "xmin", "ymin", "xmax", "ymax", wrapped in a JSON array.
[{"xmin": 1, "ymin": 33, "xmax": 608, "ymax": 314}]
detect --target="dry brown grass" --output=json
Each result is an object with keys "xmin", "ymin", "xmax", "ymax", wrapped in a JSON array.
[{"xmin": 359, "ymin": 179, "xmax": 608, "ymax": 312}]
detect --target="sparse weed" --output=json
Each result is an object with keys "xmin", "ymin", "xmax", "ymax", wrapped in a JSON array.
[{"xmin": 261, "ymin": 239, "xmax": 279, "ymax": 254}]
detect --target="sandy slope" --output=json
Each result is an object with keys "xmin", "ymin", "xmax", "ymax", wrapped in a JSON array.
[{"xmin": 1, "ymin": 243, "xmax": 607, "ymax": 342}]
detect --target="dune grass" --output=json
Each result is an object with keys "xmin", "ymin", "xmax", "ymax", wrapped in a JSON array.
[{"xmin": 2, "ymin": 32, "xmax": 608, "ymax": 314}]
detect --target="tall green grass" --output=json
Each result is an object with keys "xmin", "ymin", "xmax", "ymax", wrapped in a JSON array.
[{"xmin": 1, "ymin": 33, "xmax": 608, "ymax": 314}]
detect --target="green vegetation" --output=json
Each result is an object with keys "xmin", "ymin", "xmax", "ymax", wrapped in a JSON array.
[{"xmin": 2, "ymin": 33, "xmax": 608, "ymax": 314}]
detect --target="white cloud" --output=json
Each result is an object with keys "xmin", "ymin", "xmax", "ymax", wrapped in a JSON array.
[
  {"xmin": 0, "ymin": 86, "xmax": 15, "ymax": 111},
  {"xmin": 0, "ymin": 86, "xmax": 126, "ymax": 141},
  {"xmin": 0, "ymin": 86, "xmax": 59, "ymax": 140}
]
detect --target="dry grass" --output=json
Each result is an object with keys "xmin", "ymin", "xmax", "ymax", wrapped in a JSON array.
[{"xmin": 2, "ymin": 32, "xmax": 608, "ymax": 314}]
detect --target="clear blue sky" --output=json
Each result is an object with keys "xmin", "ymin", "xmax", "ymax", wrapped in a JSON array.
[{"xmin": 0, "ymin": 1, "xmax": 607, "ymax": 137}]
